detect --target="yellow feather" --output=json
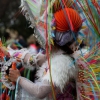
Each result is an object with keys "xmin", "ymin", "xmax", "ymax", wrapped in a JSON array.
[
  {"xmin": 50, "ymin": 38, "xmax": 54, "ymax": 45},
  {"xmin": 81, "ymin": 26, "xmax": 87, "ymax": 29}
]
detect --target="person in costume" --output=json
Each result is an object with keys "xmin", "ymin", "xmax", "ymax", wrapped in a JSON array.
[{"xmin": 1, "ymin": 7, "xmax": 86, "ymax": 100}]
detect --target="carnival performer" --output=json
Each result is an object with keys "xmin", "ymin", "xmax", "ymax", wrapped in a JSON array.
[{"xmin": 0, "ymin": 7, "xmax": 87, "ymax": 100}]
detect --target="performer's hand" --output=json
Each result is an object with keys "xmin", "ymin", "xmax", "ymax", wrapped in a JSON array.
[{"xmin": 9, "ymin": 68, "xmax": 21, "ymax": 82}]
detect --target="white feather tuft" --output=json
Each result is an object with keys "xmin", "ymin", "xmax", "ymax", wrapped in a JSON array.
[{"xmin": 37, "ymin": 51, "xmax": 77, "ymax": 92}]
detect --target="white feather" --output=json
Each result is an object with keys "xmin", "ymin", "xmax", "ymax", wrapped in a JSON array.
[{"xmin": 37, "ymin": 51, "xmax": 77, "ymax": 92}]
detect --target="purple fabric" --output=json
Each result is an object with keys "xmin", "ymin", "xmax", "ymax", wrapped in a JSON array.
[
  {"xmin": 55, "ymin": 31, "xmax": 73, "ymax": 46},
  {"xmin": 13, "ymin": 52, "xmax": 21, "ymax": 57},
  {"xmin": 56, "ymin": 83, "xmax": 76, "ymax": 100}
]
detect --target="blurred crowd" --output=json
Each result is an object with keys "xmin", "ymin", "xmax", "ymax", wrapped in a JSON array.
[
  {"xmin": 2, "ymin": 28, "xmax": 44, "ymax": 54},
  {"xmin": 0, "ymin": 28, "xmax": 45, "ymax": 86}
]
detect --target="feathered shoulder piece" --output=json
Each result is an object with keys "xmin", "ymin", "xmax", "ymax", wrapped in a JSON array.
[{"xmin": 37, "ymin": 50, "xmax": 77, "ymax": 92}]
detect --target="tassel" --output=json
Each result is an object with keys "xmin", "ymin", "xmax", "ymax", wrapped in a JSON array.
[
  {"xmin": 12, "ymin": 62, "xmax": 16, "ymax": 86},
  {"xmin": 12, "ymin": 62, "xmax": 16, "ymax": 70},
  {"xmin": 0, "ymin": 89, "xmax": 6, "ymax": 100},
  {"xmin": 6, "ymin": 90, "xmax": 11, "ymax": 100}
]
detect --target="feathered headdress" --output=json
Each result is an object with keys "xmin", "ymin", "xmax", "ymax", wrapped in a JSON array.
[{"xmin": 20, "ymin": 0, "xmax": 78, "ymax": 48}]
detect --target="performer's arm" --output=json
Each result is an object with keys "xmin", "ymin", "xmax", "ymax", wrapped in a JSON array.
[
  {"xmin": 0, "ymin": 46, "xmax": 46, "ymax": 68},
  {"xmin": 9, "ymin": 67, "xmax": 52, "ymax": 99},
  {"xmin": 18, "ymin": 77, "xmax": 51, "ymax": 99},
  {"xmin": 10, "ymin": 49, "xmax": 46, "ymax": 68},
  {"xmin": 23, "ymin": 53, "xmax": 47, "ymax": 67}
]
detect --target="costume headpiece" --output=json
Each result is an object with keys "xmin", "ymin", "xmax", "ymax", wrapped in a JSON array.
[
  {"xmin": 53, "ymin": 7, "xmax": 82, "ymax": 46},
  {"xmin": 20, "ymin": 0, "xmax": 82, "ymax": 48},
  {"xmin": 54, "ymin": 8, "xmax": 82, "ymax": 32}
]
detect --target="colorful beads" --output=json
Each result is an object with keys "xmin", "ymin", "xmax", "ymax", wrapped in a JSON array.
[{"xmin": 78, "ymin": 71, "xmax": 85, "ymax": 83}]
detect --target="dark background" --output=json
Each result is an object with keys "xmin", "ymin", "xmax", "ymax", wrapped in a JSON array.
[{"xmin": 0, "ymin": 0, "xmax": 33, "ymax": 39}]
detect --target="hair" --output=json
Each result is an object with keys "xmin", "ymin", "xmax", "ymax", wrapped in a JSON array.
[{"xmin": 56, "ymin": 40, "xmax": 86, "ymax": 54}]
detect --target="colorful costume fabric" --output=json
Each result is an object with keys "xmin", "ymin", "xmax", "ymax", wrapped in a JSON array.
[
  {"xmin": 8, "ymin": 47, "xmax": 77, "ymax": 100},
  {"xmin": 1, "ymin": 0, "xmax": 100, "ymax": 100},
  {"xmin": 76, "ymin": 47, "xmax": 100, "ymax": 100}
]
